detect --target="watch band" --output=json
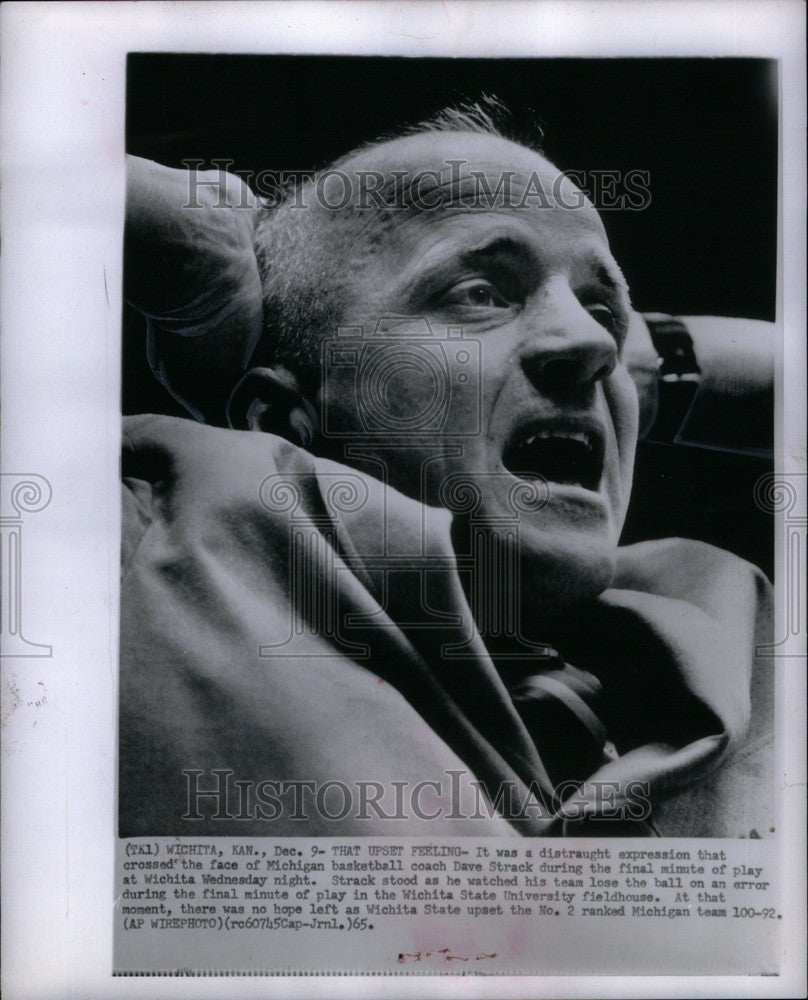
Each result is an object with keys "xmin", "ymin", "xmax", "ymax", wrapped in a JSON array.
[{"xmin": 642, "ymin": 313, "xmax": 701, "ymax": 445}]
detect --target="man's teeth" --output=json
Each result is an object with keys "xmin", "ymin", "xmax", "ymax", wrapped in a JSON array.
[
  {"xmin": 503, "ymin": 424, "xmax": 603, "ymax": 491},
  {"xmin": 521, "ymin": 429, "xmax": 593, "ymax": 450}
]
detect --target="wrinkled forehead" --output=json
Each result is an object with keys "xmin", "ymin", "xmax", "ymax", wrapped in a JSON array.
[{"xmin": 310, "ymin": 130, "xmax": 610, "ymax": 264}]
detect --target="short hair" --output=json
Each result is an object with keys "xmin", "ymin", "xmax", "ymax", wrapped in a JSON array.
[
  {"xmin": 251, "ymin": 97, "xmax": 544, "ymax": 387},
  {"xmin": 330, "ymin": 94, "xmax": 544, "ymax": 167}
]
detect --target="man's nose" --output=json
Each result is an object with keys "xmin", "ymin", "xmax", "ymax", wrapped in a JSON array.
[{"xmin": 519, "ymin": 276, "xmax": 618, "ymax": 391}]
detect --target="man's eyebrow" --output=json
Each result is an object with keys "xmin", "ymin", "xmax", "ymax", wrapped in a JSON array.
[
  {"xmin": 395, "ymin": 231, "xmax": 630, "ymax": 305},
  {"xmin": 444, "ymin": 237, "xmax": 631, "ymax": 302},
  {"xmin": 592, "ymin": 258, "xmax": 629, "ymax": 295},
  {"xmin": 457, "ymin": 235, "xmax": 537, "ymax": 268},
  {"xmin": 393, "ymin": 233, "xmax": 538, "ymax": 303}
]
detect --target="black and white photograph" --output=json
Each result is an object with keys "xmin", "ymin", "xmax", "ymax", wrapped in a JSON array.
[{"xmin": 121, "ymin": 54, "xmax": 776, "ymax": 839}]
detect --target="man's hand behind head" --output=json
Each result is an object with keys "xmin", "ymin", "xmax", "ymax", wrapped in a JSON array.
[{"xmin": 124, "ymin": 155, "xmax": 264, "ymax": 423}]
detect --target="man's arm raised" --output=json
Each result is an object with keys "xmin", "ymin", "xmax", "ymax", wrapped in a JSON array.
[{"xmin": 124, "ymin": 155, "xmax": 264, "ymax": 423}]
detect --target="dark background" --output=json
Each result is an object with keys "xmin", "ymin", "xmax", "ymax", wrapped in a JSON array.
[
  {"xmin": 125, "ymin": 54, "xmax": 777, "ymax": 576},
  {"xmin": 127, "ymin": 54, "xmax": 777, "ymax": 320}
]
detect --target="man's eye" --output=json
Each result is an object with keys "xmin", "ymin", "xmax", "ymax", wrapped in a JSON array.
[
  {"xmin": 443, "ymin": 279, "xmax": 511, "ymax": 310},
  {"xmin": 586, "ymin": 303, "xmax": 617, "ymax": 332}
]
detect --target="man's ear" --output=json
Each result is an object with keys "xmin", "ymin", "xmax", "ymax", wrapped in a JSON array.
[{"xmin": 226, "ymin": 366, "xmax": 318, "ymax": 447}]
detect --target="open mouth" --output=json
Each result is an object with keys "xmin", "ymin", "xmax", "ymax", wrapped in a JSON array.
[{"xmin": 502, "ymin": 421, "xmax": 605, "ymax": 492}]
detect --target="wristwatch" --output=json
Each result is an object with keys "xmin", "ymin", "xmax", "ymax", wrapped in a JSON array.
[{"xmin": 642, "ymin": 313, "xmax": 702, "ymax": 445}]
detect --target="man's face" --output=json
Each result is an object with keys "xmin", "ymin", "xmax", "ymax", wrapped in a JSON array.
[{"xmin": 313, "ymin": 133, "xmax": 639, "ymax": 604}]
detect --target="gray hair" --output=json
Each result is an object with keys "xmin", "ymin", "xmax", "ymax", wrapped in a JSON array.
[{"xmin": 252, "ymin": 96, "xmax": 543, "ymax": 384}]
